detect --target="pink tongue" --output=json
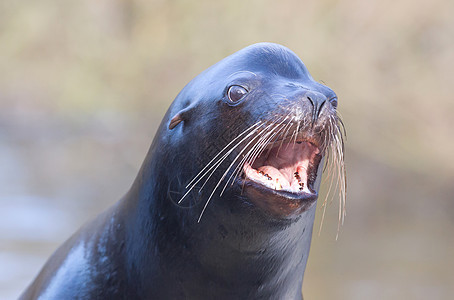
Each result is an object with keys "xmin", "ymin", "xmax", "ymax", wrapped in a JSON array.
[
  {"xmin": 258, "ymin": 162, "xmax": 310, "ymax": 191},
  {"xmin": 257, "ymin": 166, "xmax": 289, "ymax": 189}
]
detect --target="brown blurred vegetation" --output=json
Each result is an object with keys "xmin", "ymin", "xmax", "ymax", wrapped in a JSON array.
[{"xmin": 0, "ymin": 0, "xmax": 453, "ymax": 299}]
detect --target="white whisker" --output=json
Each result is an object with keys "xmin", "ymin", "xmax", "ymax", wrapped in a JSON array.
[{"xmin": 179, "ymin": 121, "xmax": 263, "ymax": 203}]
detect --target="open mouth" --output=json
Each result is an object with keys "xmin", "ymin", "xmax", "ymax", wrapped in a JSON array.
[{"xmin": 242, "ymin": 140, "xmax": 322, "ymax": 197}]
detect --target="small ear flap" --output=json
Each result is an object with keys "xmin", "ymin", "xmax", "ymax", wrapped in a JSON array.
[
  {"xmin": 168, "ymin": 105, "xmax": 194, "ymax": 130},
  {"xmin": 169, "ymin": 113, "xmax": 183, "ymax": 130}
]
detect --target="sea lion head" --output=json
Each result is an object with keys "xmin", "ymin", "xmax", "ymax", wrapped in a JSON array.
[{"xmin": 141, "ymin": 42, "xmax": 345, "ymax": 225}]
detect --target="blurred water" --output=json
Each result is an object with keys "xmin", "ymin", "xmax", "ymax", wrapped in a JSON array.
[
  {"xmin": 0, "ymin": 112, "xmax": 152, "ymax": 299},
  {"xmin": 0, "ymin": 195, "xmax": 77, "ymax": 299}
]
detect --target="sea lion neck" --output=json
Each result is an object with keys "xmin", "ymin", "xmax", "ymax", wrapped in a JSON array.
[{"xmin": 121, "ymin": 151, "xmax": 316, "ymax": 299}]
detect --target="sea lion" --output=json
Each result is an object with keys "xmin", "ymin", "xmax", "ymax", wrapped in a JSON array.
[{"xmin": 20, "ymin": 43, "xmax": 345, "ymax": 300}]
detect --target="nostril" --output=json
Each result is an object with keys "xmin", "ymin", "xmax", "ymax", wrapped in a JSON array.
[
  {"xmin": 307, "ymin": 96, "xmax": 314, "ymax": 107},
  {"xmin": 317, "ymin": 100, "xmax": 326, "ymax": 118},
  {"xmin": 302, "ymin": 91, "xmax": 332, "ymax": 123}
]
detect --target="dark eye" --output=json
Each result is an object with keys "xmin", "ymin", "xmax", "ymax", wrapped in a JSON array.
[{"xmin": 227, "ymin": 85, "xmax": 248, "ymax": 103}]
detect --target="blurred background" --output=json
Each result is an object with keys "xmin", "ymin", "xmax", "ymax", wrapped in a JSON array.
[{"xmin": 1, "ymin": 0, "xmax": 453, "ymax": 299}]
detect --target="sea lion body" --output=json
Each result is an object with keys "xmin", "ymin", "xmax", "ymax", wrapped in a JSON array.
[{"xmin": 20, "ymin": 43, "xmax": 343, "ymax": 299}]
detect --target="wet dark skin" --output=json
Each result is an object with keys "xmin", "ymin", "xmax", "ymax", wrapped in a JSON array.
[{"xmin": 21, "ymin": 43, "xmax": 339, "ymax": 300}]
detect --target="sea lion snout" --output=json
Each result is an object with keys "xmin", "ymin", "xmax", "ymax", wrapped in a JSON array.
[{"xmin": 304, "ymin": 90, "xmax": 328, "ymax": 120}]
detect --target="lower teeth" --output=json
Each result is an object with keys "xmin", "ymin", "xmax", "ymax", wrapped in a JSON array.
[{"xmin": 275, "ymin": 179, "xmax": 282, "ymax": 190}]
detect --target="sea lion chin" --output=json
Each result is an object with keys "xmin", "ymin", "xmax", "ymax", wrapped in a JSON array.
[{"xmin": 20, "ymin": 43, "xmax": 345, "ymax": 300}]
